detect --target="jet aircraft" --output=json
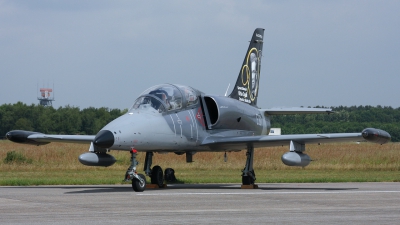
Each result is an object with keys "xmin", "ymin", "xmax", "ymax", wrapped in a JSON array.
[{"xmin": 6, "ymin": 28, "xmax": 391, "ymax": 192}]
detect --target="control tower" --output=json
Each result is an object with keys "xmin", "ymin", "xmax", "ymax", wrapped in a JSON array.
[{"xmin": 38, "ymin": 88, "xmax": 54, "ymax": 106}]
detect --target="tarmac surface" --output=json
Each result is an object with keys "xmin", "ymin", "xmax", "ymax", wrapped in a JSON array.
[{"xmin": 1, "ymin": 183, "xmax": 399, "ymax": 224}]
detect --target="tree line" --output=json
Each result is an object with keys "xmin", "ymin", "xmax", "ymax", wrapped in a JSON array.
[
  {"xmin": 0, "ymin": 102, "xmax": 126, "ymax": 136},
  {"xmin": 270, "ymin": 105, "xmax": 400, "ymax": 142},
  {"xmin": 1, "ymin": 102, "xmax": 399, "ymax": 141}
]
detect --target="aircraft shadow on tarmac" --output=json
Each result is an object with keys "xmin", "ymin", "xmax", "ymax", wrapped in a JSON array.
[
  {"xmin": 9, "ymin": 184, "xmax": 359, "ymax": 194},
  {"xmin": 59, "ymin": 184, "xmax": 358, "ymax": 194}
]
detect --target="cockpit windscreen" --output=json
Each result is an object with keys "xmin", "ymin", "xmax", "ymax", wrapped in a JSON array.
[{"xmin": 129, "ymin": 84, "xmax": 199, "ymax": 113}]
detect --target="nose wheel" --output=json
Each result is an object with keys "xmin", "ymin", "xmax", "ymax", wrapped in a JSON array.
[
  {"xmin": 124, "ymin": 149, "xmax": 147, "ymax": 192},
  {"xmin": 132, "ymin": 174, "xmax": 146, "ymax": 192}
]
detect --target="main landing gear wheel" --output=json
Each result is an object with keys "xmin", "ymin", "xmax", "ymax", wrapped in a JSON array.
[
  {"xmin": 151, "ymin": 165, "xmax": 164, "ymax": 187},
  {"xmin": 242, "ymin": 145, "xmax": 256, "ymax": 186},
  {"xmin": 242, "ymin": 170, "xmax": 255, "ymax": 185},
  {"xmin": 132, "ymin": 174, "xmax": 146, "ymax": 192}
]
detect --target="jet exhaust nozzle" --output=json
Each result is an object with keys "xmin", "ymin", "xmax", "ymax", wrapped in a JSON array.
[
  {"xmin": 281, "ymin": 151, "xmax": 311, "ymax": 167},
  {"xmin": 78, "ymin": 152, "xmax": 116, "ymax": 167},
  {"xmin": 362, "ymin": 128, "xmax": 391, "ymax": 144}
]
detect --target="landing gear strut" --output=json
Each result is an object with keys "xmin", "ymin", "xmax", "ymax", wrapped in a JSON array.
[
  {"xmin": 242, "ymin": 144, "xmax": 256, "ymax": 186},
  {"xmin": 124, "ymin": 149, "xmax": 146, "ymax": 192},
  {"xmin": 144, "ymin": 152, "xmax": 165, "ymax": 188}
]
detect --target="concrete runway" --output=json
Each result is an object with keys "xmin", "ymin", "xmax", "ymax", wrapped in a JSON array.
[{"xmin": 1, "ymin": 183, "xmax": 399, "ymax": 224}]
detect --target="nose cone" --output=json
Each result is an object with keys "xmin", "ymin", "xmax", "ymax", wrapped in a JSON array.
[{"xmin": 94, "ymin": 130, "xmax": 114, "ymax": 148}]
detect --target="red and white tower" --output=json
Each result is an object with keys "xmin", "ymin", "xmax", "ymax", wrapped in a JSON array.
[{"xmin": 38, "ymin": 88, "xmax": 54, "ymax": 106}]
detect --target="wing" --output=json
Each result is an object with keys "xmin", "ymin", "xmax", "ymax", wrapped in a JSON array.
[
  {"xmin": 201, "ymin": 128, "xmax": 390, "ymax": 150},
  {"xmin": 261, "ymin": 107, "xmax": 334, "ymax": 115},
  {"xmin": 6, "ymin": 130, "xmax": 95, "ymax": 145}
]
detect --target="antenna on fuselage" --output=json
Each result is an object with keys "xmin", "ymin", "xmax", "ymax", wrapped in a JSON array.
[{"xmin": 224, "ymin": 83, "xmax": 230, "ymax": 96}]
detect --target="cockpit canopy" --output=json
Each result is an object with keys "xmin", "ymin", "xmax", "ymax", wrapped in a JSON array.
[{"xmin": 130, "ymin": 84, "xmax": 199, "ymax": 113}]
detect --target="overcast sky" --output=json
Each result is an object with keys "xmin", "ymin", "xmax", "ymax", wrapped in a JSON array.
[{"xmin": 1, "ymin": 0, "xmax": 399, "ymax": 109}]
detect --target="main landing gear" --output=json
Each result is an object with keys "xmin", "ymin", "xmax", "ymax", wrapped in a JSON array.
[
  {"xmin": 125, "ymin": 146, "xmax": 257, "ymax": 192},
  {"xmin": 144, "ymin": 152, "xmax": 165, "ymax": 188},
  {"xmin": 241, "ymin": 144, "xmax": 257, "ymax": 188}
]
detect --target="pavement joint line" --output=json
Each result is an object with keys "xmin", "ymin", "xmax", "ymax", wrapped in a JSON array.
[{"xmin": 137, "ymin": 190, "xmax": 400, "ymax": 196}]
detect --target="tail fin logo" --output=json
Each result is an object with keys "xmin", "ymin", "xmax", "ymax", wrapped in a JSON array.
[
  {"xmin": 239, "ymin": 48, "xmax": 262, "ymax": 103},
  {"xmin": 228, "ymin": 28, "xmax": 264, "ymax": 106}
]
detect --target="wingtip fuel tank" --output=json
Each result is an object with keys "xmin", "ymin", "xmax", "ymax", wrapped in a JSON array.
[
  {"xmin": 5, "ymin": 130, "xmax": 49, "ymax": 146},
  {"xmin": 362, "ymin": 128, "xmax": 391, "ymax": 144}
]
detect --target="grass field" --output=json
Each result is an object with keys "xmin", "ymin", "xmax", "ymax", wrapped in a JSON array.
[{"xmin": 0, "ymin": 140, "xmax": 399, "ymax": 185}]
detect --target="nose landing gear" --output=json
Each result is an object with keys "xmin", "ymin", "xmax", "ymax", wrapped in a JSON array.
[
  {"xmin": 125, "ymin": 150, "xmax": 167, "ymax": 192},
  {"xmin": 124, "ymin": 149, "xmax": 146, "ymax": 192}
]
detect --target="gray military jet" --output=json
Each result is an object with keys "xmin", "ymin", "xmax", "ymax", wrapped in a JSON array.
[{"xmin": 6, "ymin": 28, "xmax": 391, "ymax": 192}]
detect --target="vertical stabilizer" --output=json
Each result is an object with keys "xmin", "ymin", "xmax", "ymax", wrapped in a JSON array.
[{"xmin": 229, "ymin": 28, "xmax": 264, "ymax": 106}]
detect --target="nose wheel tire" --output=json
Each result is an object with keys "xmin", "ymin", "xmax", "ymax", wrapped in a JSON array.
[
  {"xmin": 132, "ymin": 174, "xmax": 146, "ymax": 192},
  {"xmin": 151, "ymin": 165, "xmax": 164, "ymax": 187}
]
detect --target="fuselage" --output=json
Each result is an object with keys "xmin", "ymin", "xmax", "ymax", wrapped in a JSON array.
[{"xmin": 94, "ymin": 84, "xmax": 271, "ymax": 153}]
